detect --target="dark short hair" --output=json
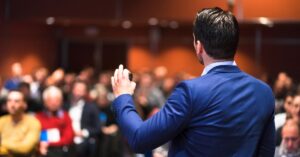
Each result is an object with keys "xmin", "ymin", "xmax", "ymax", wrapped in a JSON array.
[
  {"xmin": 18, "ymin": 82, "xmax": 30, "ymax": 90},
  {"xmin": 193, "ymin": 7, "xmax": 239, "ymax": 59},
  {"xmin": 72, "ymin": 79, "xmax": 88, "ymax": 91}
]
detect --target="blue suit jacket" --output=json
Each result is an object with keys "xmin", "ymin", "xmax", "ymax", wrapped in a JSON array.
[{"xmin": 112, "ymin": 65, "xmax": 275, "ymax": 157}]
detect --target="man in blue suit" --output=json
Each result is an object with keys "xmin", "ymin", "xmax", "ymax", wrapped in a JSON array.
[{"xmin": 111, "ymin": 7, "xmax": 275, "ymax": 157}]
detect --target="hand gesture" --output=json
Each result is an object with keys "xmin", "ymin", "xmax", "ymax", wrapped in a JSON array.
[{"xmin": 111, "ymin": 64, "xmax": 136, "ymax": 98}]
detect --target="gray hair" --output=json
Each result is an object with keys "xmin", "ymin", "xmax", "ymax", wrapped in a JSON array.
[{"xmin": 43, "ymin": 86, "xmax": 63, "ymax": 100}]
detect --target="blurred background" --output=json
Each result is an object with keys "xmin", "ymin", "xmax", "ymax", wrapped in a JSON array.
[
  {"xmin": 0, "ymin": 0, "xmax": 300, "ymax": 81},
  {"xmin": 1, "ymin": 0, "xmax": 300, "ymax": 157}
]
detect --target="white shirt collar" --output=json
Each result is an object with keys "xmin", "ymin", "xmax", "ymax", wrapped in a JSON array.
[{"xmin": 201, "ymin": 61, "xmax": 237, "ymax": 76}]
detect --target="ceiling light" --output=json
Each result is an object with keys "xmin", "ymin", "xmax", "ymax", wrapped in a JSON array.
[
  {"xmin": 258, "ymin": 17, "xmax": 273, "ymax": 27},
  {"xmin": 122, "ymin": 20, "xmax": 132, "ymax": 29},
  {"xmin": 46, "ymin": 17, "xmax": 55, "ymax": 25},
  {"xmin": 148, "ymin": 17, "xmax": 159, "ymax": 26}
]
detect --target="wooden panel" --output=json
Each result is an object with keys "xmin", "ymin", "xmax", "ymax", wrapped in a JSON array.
[
  {"xmin": 123, "ymin": 0, "xmax": 227, "ymax": 22},
  {"xmin": 0, "ymin": 22, "xmax": 56, "ymax": 78},
  {"xmin": 5, "ymin": 0, "xmax": 300, "ymax": 26},
  {"xmin": 243, "ymin": 0, "xmax": 300, "ymax": 20},
  {"xmin": 10, "ymin": 0, "xmax": 116, "ymax": 19}
]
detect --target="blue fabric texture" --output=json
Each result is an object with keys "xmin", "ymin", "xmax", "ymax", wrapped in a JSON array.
[{"xmin": 113, "ymin": 65, "xmax": 275, "ymax": 157}]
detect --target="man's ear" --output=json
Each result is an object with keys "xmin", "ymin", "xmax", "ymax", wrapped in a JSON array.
[{"xmin": 195, "ymin": 40, "xmax": 203, "ymax": 56}]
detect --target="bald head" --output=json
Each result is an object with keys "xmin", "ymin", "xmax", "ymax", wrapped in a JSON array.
[{"xmin": 282, "ymin": 119, "xmax": 300, "ymax": 153}]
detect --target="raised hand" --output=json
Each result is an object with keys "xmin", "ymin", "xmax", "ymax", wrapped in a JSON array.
[{"xmin": 111, "ymin": 64, "xmax": 136, "ymax": 98}]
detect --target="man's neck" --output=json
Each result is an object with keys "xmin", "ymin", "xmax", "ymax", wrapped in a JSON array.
[
  {"xmin": 11, "ymin": 113, "xmax": 24, "ymax": 124},
  {"xmin": 72, "ymin": 98, "xmax": 84, "ymax": 105},
  {"xmin": 204, "ymin": 58, "xmax": 234, "ymax": 67}
]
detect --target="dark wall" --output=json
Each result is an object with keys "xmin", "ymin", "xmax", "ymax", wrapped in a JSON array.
[{"xmin": 0, "ymin": 22, "xmax": 57, "ymax": 79}]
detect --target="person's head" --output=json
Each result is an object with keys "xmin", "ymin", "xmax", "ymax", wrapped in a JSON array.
[
  {"xmin": 285, "ymin": 92, "xmax": 296, "ymax": 114},
  {"xmin": 193, "ymin": 7, "xmax": 239, "ymax": 64},
  {"xmin": 96, "ymin": 92, "xmax": 110, "ymax": 108},
  {"xmin": 51, "ymin": 68, "xmax": 65, "ymax": 84},
  {"xmin": 290, "ymin": 95, "xmax": 300, "ymax": 120},
  {"xmin": 71, "ymin": 80, "xmax": 88, "ymax": 101},
  {"xmin": 64, "ymin": 73, "xmax": 76, "ymax": 85},
  {"xmin": 6, "ymin": 90, "xmax": 27, "ymax": 116},
  {"xmin": 281, "ymin": 119, "xmax": 300, "ymax": 153},
  {"xmin": 43, "ymin": 86, "xmax": 63, "ymax": 112},
  {"xmin": 98, "ymin": 72, "xmax": 112, "ymax": 86},
  {"xmin": 154, "ymin": 66, "xmax": 168, "ymax": 81},
  {"xmin": 78, "ymin": 67, "xmax": 94, "ymax": 82},
  {"xmin": 274, "ymin": 72, "xmax": 288, "ymax": 90},
  {"xmin": 18, "ymin": 82, "xmax": 31, "ymax": 98},
  {"xmin": 34, "ymin": 67, "xmax": 49, "ymax": 82},
  {"xmin": 162, "ymin": 77, "xmax": 176, "ymax": 96},
  {"xmin": 11, "ymin": 62, "xmax": 23, "ymax": 77},
  {"xmin": 139, "ymin": 72, "xmax": 154, "ymax": 88}
]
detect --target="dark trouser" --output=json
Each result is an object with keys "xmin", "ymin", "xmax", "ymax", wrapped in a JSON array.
[
  {"xmin": 98, "ymin": 133, "xmax": 123, "ymax": 157},
  {"xmin": 69, "ymin": 138, "xmax": 97, "ymax": 157}
]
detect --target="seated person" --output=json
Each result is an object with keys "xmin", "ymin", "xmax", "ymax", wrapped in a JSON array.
[
  {"xmin": 65, "ymin": 80, "xmax": 100, "ymax": 157},
  {"xmin": 276, "ymin": 93, "xmax": 299, "ymax": 146},
  {"xmin": 275, "ymin": 119, "xmax": 300, "ymax": 157},
  {"xmin": 96, "ymin": 92, "xmax": 121, "ymax": 157},
  {"xmin": 275, "ymin": 92, "xmax": 296, "ymax": 130},
  {"xmin": 35, "ymin": 86, "xmax": 74, "ymax": 157},
  {"xmin": 0, "ymin": 90, "xmax": 41, "ymax": 156}
]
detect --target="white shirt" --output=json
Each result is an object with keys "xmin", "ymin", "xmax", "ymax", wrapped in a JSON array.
[
  {"xmin": 69, "ymin": 99, "xmax": 85, "ymax": 144},
  {"xmin": 201, "ymin": 61, "xmax": 237, "ymax": 76},
  {"xmin": 274, "ymin": 113, "xmax": 287, "ymax": 130}
]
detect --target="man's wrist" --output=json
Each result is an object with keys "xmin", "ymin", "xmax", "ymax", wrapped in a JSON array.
[{"xmin": 114, "ymin": 92, "xmax": 133, "ymax": 99}]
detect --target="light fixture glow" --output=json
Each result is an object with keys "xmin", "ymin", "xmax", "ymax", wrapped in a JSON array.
[
  {"xmin": 122, "ymin": 20, "xmax": 132, "ymax": 29},
  {"xmin": 46, "ymin": 17, "xmax": 55, "ymax": 25}
]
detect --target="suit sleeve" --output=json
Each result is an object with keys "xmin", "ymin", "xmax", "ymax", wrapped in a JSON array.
[
  {"xmin": 257, "ymin": 97, "xmax": 276, "ymax": 157},
  {"xmin": 112, "ymin": 82, "xmax": 192, "ymax": 153}
]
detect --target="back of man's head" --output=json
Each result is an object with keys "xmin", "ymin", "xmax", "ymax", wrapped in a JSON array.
[{"xmin": 193, "ymin": 7, "xmax": 239, "ymax": 60}]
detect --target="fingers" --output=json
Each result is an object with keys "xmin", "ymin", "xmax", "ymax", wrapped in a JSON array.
[
  {"xmin": 114, "ymin": 64, "xmax": 131, "ymax": 82},
  {"xmin": 111, "ymin": 64, "xmax": 136, "ymax": 97},
  {"xmin": 111, "ymin": 76, "xmax": 115, "ymax": 89},
  {"xmin": 118, "ymin": 64, "xmax": 123, "ymax": 80},
  {"xmin": 114, "ymin": 69, "xmax": 118, "ymax": 85},
  {"xmin": 123, "ymin": 69, "xmax": 130, "ymax": 80}
]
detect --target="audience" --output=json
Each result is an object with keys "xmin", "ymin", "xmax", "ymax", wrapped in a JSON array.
[
  {"xmin": 96, "ymin": 91, "xmax": 123, "ymax": 157},
  {"xmin": 18, "ymin": 82, "xmax": 43, "ymax": 113},
  {"xmin": 1, "ymin": 61, "xmax": 300, "ymax": 157},
  {"xmin": 30, "ymin": 67, "xmax": 49, "ymax": 103},
  {"xmin": 0, "ymin": 90, "xmax": 41, "ymax": 157},
  {"xmin": 275, "ymin": 92, "xmax": 296, "ymax": 130},
  {"xmin": 65, "ymin": 80, "xmax": 100, "ymax": 157},
  {"xmin": 273, "ymin": 72, "xmax": 295, "ymax": 113}
]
